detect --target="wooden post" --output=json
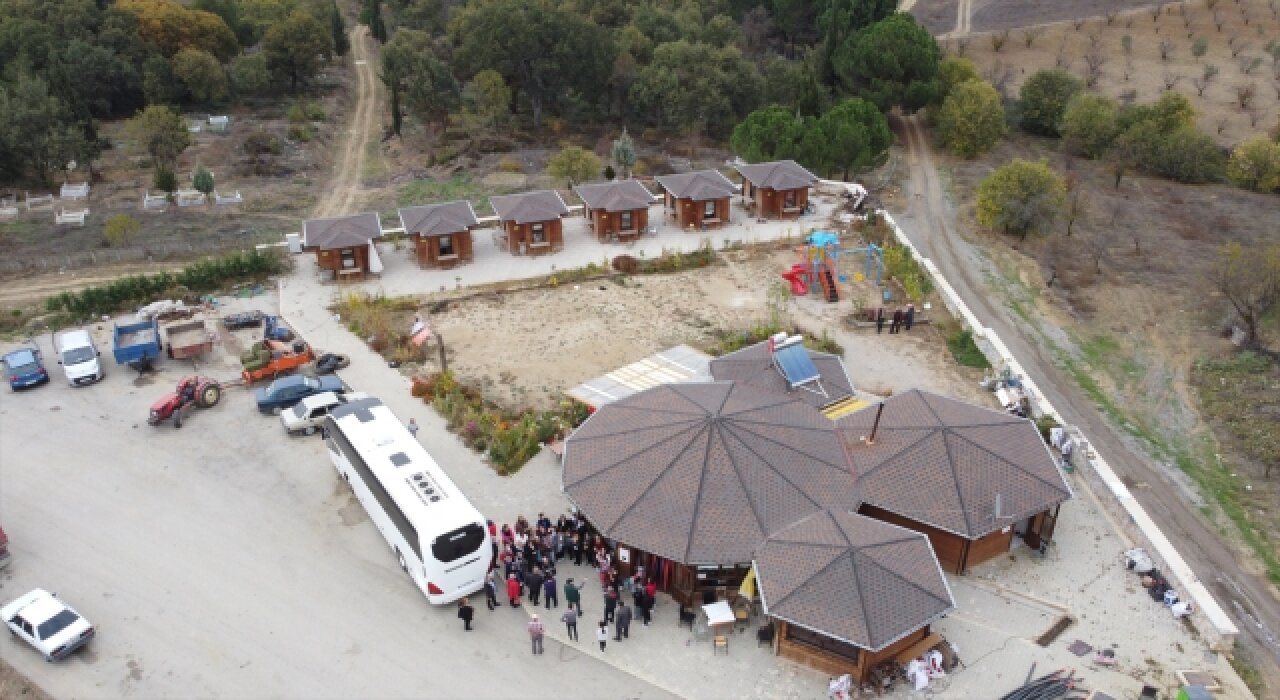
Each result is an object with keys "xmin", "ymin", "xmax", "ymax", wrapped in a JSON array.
[{"xmin": 434, "ymin": 330, "xmax": 446, "ymax": 373}]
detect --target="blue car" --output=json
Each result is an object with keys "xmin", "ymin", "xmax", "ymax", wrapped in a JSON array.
[
  {"xmin": 255, "ymin": 374, "xmax": 344, "ymax": 415},
  {"xmin": 4, "ymin": 348, "xmax": 50, "ymax": 390}
]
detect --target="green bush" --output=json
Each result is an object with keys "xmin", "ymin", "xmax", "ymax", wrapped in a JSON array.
[
  {"xmin": 708, "ymin": 323, "xmax": 844, "ymax": 357},
  {"xmin": 946, "ymin": 328, "xmax": 991, "ymax": 369},
  {"xmin": 45, "ymin": 249, "xmax": 287, "ymax": 317},
  {"xmin": 153, "ymin": 167, "xmax": 177, "ymax": 193}
]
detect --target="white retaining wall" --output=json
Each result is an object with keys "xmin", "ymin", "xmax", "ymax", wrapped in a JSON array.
[{"xmin": 852, "ymin": 196, "xmax": 1239, "ymax": 649}]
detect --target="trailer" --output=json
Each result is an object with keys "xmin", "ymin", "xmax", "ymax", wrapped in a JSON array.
[
  {"xmin": 112, "ymin": 318, "xmax": 163, "ymax": 370},
  {"xmin": 164, "ymin": 319, "xmax": 215, "ymax": 360},
  {"xmin": 240, "ymin": 339, "xmax": 315, "ymax": 384}
]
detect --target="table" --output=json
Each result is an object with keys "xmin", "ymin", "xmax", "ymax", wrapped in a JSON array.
[{"xmin": 702, "ymin": 600, "xmax": 735, "ymax": 637}]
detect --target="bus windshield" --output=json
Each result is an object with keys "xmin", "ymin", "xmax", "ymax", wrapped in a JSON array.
[{"xmin": 432, "ymin": 523, "xmax": 485, "ymax": 563}]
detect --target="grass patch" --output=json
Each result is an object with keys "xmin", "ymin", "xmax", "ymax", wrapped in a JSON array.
[
  {"xmin": 1229, "ymin": 649, "xmax": 1266, "ymax": 697},
  {"xmin": 398, "ymin": 175, "xmax": 514, "ymax": 215},
  {"xmin": 706, "ymin": 321, "xmax": 843, "ymax": 357},
  {"xmin": 946, "ymin": 329, "xmax": 991, "ymax": 369}
]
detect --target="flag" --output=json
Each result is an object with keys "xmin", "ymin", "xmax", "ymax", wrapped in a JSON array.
[
  {"xmin": 412, "ymin": 324, "xmax": 432, "ymax": 347},
  {"xmin": 410, "ymin": 319, "xmax": 425, "ymax": 336}
]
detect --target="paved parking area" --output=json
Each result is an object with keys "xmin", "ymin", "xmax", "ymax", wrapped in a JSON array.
[{"xmin": 0, "ymin": 303, "xmax": 670, "ymax": 699}]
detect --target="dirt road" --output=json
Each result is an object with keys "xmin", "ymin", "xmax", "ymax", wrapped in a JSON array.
[
  {"xmin": 312, "ymin": 25, "xmax": 379, "ymax": 219},
  {"xmin": 893, "ymin": 113, "xmax": 1280, "ymax": 691}
]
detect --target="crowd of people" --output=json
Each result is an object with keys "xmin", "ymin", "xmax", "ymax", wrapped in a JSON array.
[{"xmin": 459, "ymin": 510, "xmax": 663, "ymax": 656}]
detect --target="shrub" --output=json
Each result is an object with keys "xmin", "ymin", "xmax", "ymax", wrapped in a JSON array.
[
  {"xmin": 975, "ymin": 159, "xmax": 1067, "ymax": 240},
  {"xmin": 612, "ymin": 255, "xmax": 639, "ymax": 273},
  {"xmin": 936, "ymin": 79, "xmax": 1006, "ymax": 157},
  {"xmin": 1060, "ymin": 94, "xmax": 1120, "ymax": 158},
  {"xmin": 495, "ymin": 156, "xmax": 523, "ymax": 173},
  {"xmin": 1149, "ymin": 126, "xmax": 1226, "ymax": 183},
  {"xmin": 153, "ymin": 167, "xmax": 177, "ymax": 193},
  {"xmin": 946, "ymin": 328, "xmax": 991, "ymax": 368},
  {"xmin": 192, "ymin": 164, "xmax": 215, "ymax": 195},
  {"xmin": 1226, "ymin": 135, "xmax": 1280, "ymax": 192},
  {"xmin": 1019, "ymin": 69, "xmax": 1082, "ymax": 137},
  {"xmin": 288, "ymin": 125, "xmax": 313, "ymax": 142},
  {"xmin": 102, "ymin": 214, "xmax": 141, "ymax": 248}
]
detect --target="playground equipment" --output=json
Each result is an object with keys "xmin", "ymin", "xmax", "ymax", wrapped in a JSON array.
[
  {"xmin": 781, "ymin": 264, "xmax": 808, "ymax": 295},
  {"xmin": 782, "ymin": 232, "xmax": 889, "ymax": 302}
]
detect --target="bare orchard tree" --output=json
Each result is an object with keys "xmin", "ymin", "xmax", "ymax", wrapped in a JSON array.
[
  {"xmin": 1123, "ymin": 57, "xmax": 1135, "ymax": 82},
  {"xmin": 1213, "ymin": 10, "xmax": 1225, "ymax": 31},
  {"xmin": 1021, "ymin": 26, "xmax": 1046, "ymax": 48},
  {"xmin": 1273, "ymin": 76, "xmax": 1280, "ymax": 99},
  {"xmin": 1084, "ymin": 47, "xmax": 1108, "ymax": 87},
  {"xmin": 1193, "ymin": 63, "xmax": 1220, "ymax": 95},
  {"xmin": 1063, "ymin": 174, "xmax": 1090, "ymax": 237},
  {"xmin": 1056, "ymin": 49, "xmax": 1072, "ymax": 70},
  {"xmin": 1081, "ymin": 226, "xmax": 1111, "ymax": 275},
  {"xmin": 1163, "ymin": 71, "xmax": 1182, "ymax": 90},
  {"xmin": 1087, "ymin": 32, "xmax": 1102, "ymax": 49},
  {"xmin": 1239, "ymin": 55, "xmax": 1262, "ymax": 75},
  {"xmin": 1236, "ymin": 82, "xmax": 1257, "ymax": 108},
  {"xmin": 1106, "ymin": 9, "xmax": 1120, "ymax": 25},
  {"xmin": 1209, "ymin": 242, "xmax": 1280, "ymax": 348},
  {"xmin": 991, "ymin": 30, "xmax": 1010, "ymax": 52},
  {"xmin": 1216, "ymin": 116, "xmax": 1229, "ymax": 134},
  {"xmin": 1072, "ymin": 17, "xmax": 1086, "ymax": 31},
  {"xmin": 1160, "ymin": 39, "xmax": 1175, "ymax": 61},
  {"xmin": 1247, "ymin": 106, "xmax": 1261, "ymax": 127}
]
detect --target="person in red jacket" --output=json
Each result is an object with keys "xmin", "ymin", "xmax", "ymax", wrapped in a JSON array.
[{"xmin": 506, "ymin": 573, "xmax": 522, "ymax": 607}]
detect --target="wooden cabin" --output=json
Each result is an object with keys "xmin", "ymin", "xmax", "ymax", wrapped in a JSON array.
[
  {"xmin": 398, "ymin": 201, "xmax": 478, "ymax": 269},
  {"xmin": 734, "ymin": 160, "xmax": 818, "ymax": 220},
  {"xmin": 302, "ymin": 212, "xmax": 383, "ymax": 281},
  {"xmin": 490, "ymin": 190, "xmax": 569, "ymax": 256},
  {"xmin": 572, "ymin": 180, "xmax": 656, "ymax": 242},
  {"xmin": 655, "ymin": 170, "xmax": 736, "ymax": 230},
  {"xmin": 773, "ymin": 622, "xmax": 942, "ymax": 684}
]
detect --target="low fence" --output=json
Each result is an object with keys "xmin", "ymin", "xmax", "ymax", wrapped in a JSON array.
[{"xmin": 834, "ymin": 190, "xmax": 1240, "ymax": 650}]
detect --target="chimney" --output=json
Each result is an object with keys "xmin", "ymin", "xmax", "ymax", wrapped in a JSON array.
[{"xmin": 866, "ymin": 402, "xmax": 885, "ymax": 445}]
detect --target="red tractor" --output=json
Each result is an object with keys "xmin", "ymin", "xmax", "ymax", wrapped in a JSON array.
[{"xmin": 148, "ymin": 376, "xmax": 223, "ymax": 428}]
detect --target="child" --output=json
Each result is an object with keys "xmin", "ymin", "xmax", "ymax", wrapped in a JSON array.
[{"xmin": 596, "ymin": 621, "xmax": 609, "ymax": 652}]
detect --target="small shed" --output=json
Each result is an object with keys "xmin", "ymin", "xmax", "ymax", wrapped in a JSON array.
[
  {"xmin": 755, "ymin": 509, "xmax": 955, "ymax": 682},
  {"xmin": 573, "ymin": 180, "xmax": 656, "ymax": 242},
  {"xmin": 655, "ymin": 170, "xmax": 736, "ymax": 230},
  {"xmin": 734, "ymin": 160, "xmax": 818, "ymax": 220},
  {"xmin": 302, "ymin": 212, "xmax": 384, "ymax": 281},
  {"xmin": 398, "ymin": 200, "xmax": 479, "ymax": 269},
  {"xmin": 562, "ymin": 381, "xmax": 855, "ymax": 605},
  {"xmin": 490, "ymin": 190, "xmax": 569, "ymax": 256},
  {"xmin": 836, "ymin": 390, "xmax": 1073, "ymax": 574},
  {"xmin": 708, "ymin": 339, "xmax": 855, "ymax": 410}
]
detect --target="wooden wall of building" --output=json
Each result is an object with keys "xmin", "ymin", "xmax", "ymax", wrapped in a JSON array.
[
  {"xmin": 751, "ymin": 186, "xmax": 809, "ymax": 219},
  {"xmin": 411, "ymin": 231, "xmax": 474, "ymax": 268},
  {"xmin": 858, "ymin": 503, "xmax": 1015, "ymax": 574},
  {"xmin": 774, "ymin": 621, "xmax": 931, "ymax": 683},
  {"xmin": 964, "ymin": 525, "xmax": 1015, "ymax": 570},
  {"xmin": 503, "ymin": 218, "xmax": 563, "ymax": 255},
  {"xmin": 665, "ymin": 193, "xmax": 729, "ymax": 230},
  {"xmin": 313, "ymin": 244, "xmax": 369, "ymax": 274},
  {"xmin": 588, "ymin": 207, "xmax": 649, "ymax": 240}
]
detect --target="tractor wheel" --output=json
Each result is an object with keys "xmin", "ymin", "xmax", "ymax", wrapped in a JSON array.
[
  {"xmin": 174, "ymin": 413, "xmax": 183, "ymax": 429},
  {"xmin": 195, "ymin": 382, "xmax": 222, "ymax": 408}
]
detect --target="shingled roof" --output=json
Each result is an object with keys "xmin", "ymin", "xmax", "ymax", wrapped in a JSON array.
[
  {"xmin": 562, "ymin": 382, "xmax": 855, "ymax": 566},
  {"xmin": 302, "ymin": 212, "xmax": 382, "ymax": 250},
  {"xmin": 398, "ymin": 200, "xmax": 479, "ymax": 237},
  {"xmin": 735, "ymin": 160, "xmax": 819, "ymax": 191},
  {"xmin": 755, "ymin": 509, "xmax": 955, "ymax": 651},
  {"xmin": 655, "ymin": 170, "xmax": 737, "ymax": 201},
  {"xmin": 490, "ymin": 190, "xmax": 569, "ymax": 225},
  {"xmin": 836, "ymin": 390, "xmax": 1072, "ymax": 539},
  {"xmin": 573, "ymin": 180, "xmax": 656, "ymax": 212},
  {"xmin": 709, "ymin": 340, "xmax": 853, "ymax": 409}
]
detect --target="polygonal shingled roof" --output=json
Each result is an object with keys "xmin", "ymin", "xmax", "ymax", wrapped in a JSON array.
[
  {"xmin": 562, "ymin": 381, "xmax": 855, "ymax": 565},
  {"xmin": 836, "ymin": 390, "xmax": 1072, "ymax": 539},
  {"xmin": 755, "ymin": 509, "xmax": 954, "ymax": 651}
]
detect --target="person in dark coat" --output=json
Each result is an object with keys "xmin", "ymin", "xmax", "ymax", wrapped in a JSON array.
[
  {"xmin": 614, "ymin": 601, "xmax": 632, "ymax": 640},
  {"xmin": 638, "ymin": 593, "xmax": 653, "ymax": 626},
  {"xmin": 484, "ymin": 571, "xmax": 499, "ymax": 611},
  {"xmin": 543, "ymin": 572, "xmax": 558, "ymax": 608},
  {"xmin": 890, "ymin": 307, "xmax": 903, "ymax": 334},
  {"xmin": 876, "ymin": 307, "xmax": 885, "ymax": 334},
  {"xmin": 457, "ymin": 598, "xmax": 474, "ymax": 631},
  {"xmin": 603, "ymin": 587, "xmax": 618, "ymax": 623},
  {"xmin": 526, "ymin": 568, "xmax": 544, "ymax": 605},
  {"xmin": 905, "ymin": 303, "xmax": 916, "ymax": 331},
  {"xmin": 564, "ymin": 578, "xmax": 583, "ymax": 615},
  {"xmin": 560, "ymin": 608, "xmax": 578, "ymax": 641}
]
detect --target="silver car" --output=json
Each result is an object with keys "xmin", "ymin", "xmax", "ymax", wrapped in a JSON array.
[
  {"xmin": 3, "ymin": 588, "xmax": 95, "ymax": 661},
  {"xmin": 280, "ymin": 391, "xmax": 370, "ymax": 435}
]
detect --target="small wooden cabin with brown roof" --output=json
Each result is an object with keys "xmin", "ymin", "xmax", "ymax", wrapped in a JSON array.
[
  {"xmin": 572, "ymin": 180, "xmax": 656, "ymax": 242},
  {"xmin": 490, "ymin": 190, "xmax": 569, "ymax": 256},
  {"xmin": 302, "ymin": 212, "xmax": 383, "ymax": 280},
  {"xmin": 655, "ymin": 170, "xmax": 736, "ymax": 230},
  {"xmin": 836, "ymin": 390, "xmax": 1073, "ymax": 574},
  {"xmin": 397, "ymin": 200, "xmax": 478, "ymax": 269},
  {"xmin": 735, "ymin": 160, "xmax": 818, "ymax": 220}
]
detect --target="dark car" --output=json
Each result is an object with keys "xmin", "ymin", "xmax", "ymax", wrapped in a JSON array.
[
  {"xmin": 4, "ymin": 348, "xmax": 50, "ymax": 390},
  {"xmin": 222, "ymin": 311, "xmax": 265, "ymax": 330},
  {"xmin": 314, "ymin": 353, "xmax": 351, "ymax": 375},
  {"xmin": 254, "ymin": 374, "xmax": 344, "ymax": 415}
]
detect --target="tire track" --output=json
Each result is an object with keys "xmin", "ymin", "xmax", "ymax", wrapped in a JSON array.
[{"xmin": 312, "ymin": 25, "xmax": 379, "ymax": 219}]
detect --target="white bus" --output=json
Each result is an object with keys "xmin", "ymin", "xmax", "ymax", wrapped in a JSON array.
[{"xmin": 324, "ymin": 397, "xmax": 491, "ymax": 605}]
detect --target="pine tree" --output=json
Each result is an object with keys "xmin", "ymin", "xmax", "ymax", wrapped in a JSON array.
[
  {"xmin": 611, "ymin": 128, "xmax": 636, "ymax": 178},
  {"xmin": 331, "ymin": 2, "xmax": 349, "ymax": 56}
]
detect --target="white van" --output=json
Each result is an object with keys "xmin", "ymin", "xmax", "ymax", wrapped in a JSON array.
[{"xmin": 55, "ymin": 329, "xmax": 105, "ymax": 386}]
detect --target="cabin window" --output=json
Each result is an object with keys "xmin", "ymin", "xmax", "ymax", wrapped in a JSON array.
[
  {"xmin": 438, "ymin": 235, "xmax": 454, "ymax": 256},
  {"xmin": 784, "ymin": 190, "xmax": 797, "ymax": 208},
  {"xmin": 620, "ymin": 211, "xmax": 633, "ymax": 230},
  {"xmin": 785, "ymin": 624, "xmax": 861, "ymax": 663},
  {"xmin": 703, "ymin": 200, "xmax": 716, "ymax": 218},
  {"xmin": 531, "ymin": 223, "xmax": 546, "ymax": 243},
  {"xmin": 340, "ymin": 250, "xmax": 356, "ymax": 269}
]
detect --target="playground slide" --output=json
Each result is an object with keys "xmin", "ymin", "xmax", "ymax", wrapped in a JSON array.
[
  {"xmin": 781, "ymin": 264, "xmax": 807, "ymax": 296},
  {"xmin": 817, "ymin": 257, "xmax": 839, "ymax": 302}
]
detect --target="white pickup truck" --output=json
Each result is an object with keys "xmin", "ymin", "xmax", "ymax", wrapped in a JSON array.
[{"xmin": 55, "ymin": 329, "xmax": 105, "ymax": 386}]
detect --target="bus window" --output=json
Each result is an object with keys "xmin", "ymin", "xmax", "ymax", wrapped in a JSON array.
[{"xmin": 432, "ymin": 523, "xmax": 485, "ymax": 563}]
